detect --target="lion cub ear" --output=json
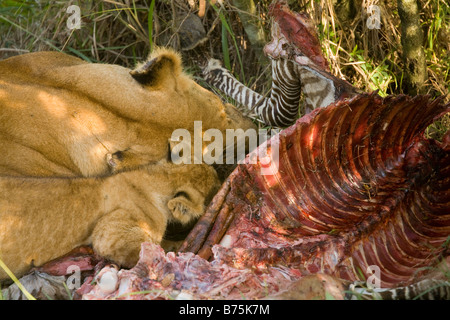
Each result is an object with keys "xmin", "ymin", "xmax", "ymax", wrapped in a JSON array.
[
  {"xmin": 130, "ymin": 48, "xmax": 182, "ymax": 86},
  {"xmin": 167, "ymin": 189, "xmax": 205, "ymax": 226}
]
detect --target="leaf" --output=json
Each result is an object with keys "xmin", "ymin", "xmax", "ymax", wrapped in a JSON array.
[{"xmin": 148, "ymin": 0, "xmax": 155, "ymax": 51}]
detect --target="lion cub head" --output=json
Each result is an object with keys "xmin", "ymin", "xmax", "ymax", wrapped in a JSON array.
[{"xmin": 162, "ymin": 162, "xmax": 220, "ymax": 226}]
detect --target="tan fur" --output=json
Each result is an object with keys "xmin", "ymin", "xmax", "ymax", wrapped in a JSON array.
[
  {"xmin": 0, "ymin": 48, "xmax": 255, "ymax": 177},
  {"xmin": 0, "ymin": 161, "xmax": 220, "ymax": 281}
]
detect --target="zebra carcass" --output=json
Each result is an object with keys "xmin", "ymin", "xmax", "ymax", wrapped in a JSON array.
[
  {"xmin": 77, "ymin": 92, "xmax": 450, "ymax": 300},
  {"xmin": 179, "ymin": 93, "xmax": 450, "ymax": 287},
  {"xmin": 203, "ymin": 0, "xmax": 359, "ymax": 127},
  {"xmin": 4, "ymin": 1, "xmax": 449, "ymax": 301},
  {"xmin": 5, "ymin": 93, "xmax": 449, "ymax": 300}
]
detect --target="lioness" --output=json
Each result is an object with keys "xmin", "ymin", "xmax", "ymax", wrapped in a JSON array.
[
  {"xmin": 0, "ymin": 161, "xmax": 220, "ymax": 281},
  {"xmin": 0, "ymin": 47, "xmax": 255, "ymax": 178}
]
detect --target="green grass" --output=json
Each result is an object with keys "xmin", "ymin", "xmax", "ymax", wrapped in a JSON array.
[
  {"xmin": 0, "ymin": 0, "xmax": 448, "ymax": 300},
  {"xmin": 0, "ymin": 257, "xmax": 35, "ymax": 300},
  {"xmin": 1, "ymin": 0, "xmax": 447, "ymax": 103},
  {"xmin": 210, "ymin": 1, "xmax": 245, "ymax": 83}
]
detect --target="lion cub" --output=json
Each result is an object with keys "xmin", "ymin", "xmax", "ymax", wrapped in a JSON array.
[{"xmin": 0, "ymin": 161, "xmax": 220, "ymax": 281}]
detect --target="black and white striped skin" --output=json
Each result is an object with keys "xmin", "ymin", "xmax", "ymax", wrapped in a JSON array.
[
  {"xmin": 202, "ymin": 3, "xmax": 361, "ymax": 127},
  {"xmin": 203, "ymin": 58, "xmax": 302, "ymax": 127},
  {"xmin": 203, "ymin": 57, "xmax": 359, "ymax": 127},
  {"xmin": 347, "ymin": 279, "xmax": 450, "ymax": 300},
  {"xmin": 297, "ymin": 65, "xmax": 358, "ymax": 114}
]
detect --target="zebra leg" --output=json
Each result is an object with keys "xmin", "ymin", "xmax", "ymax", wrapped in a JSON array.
[
  {"xmin": 203, "ymin": 58, "xmax": 301, "ymax": 127},
  {"xmin": 346, "ymin": 279, "xmax": 450, "ymax": 300},
  {"xmin": 203, "ymin": 59, "xmax": 266, "ymax": 111},
  {"xmin": 203, "ymin": 2, "xmax": 360, "ymax": 126}
]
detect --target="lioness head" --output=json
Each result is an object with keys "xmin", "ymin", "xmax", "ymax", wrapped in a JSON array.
[{"xmin": 0, "ymin": 47, "xmax": 255, "ymax": 178}]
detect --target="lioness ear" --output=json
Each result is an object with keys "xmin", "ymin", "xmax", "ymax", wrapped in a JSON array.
[{"xmin": 130, "ymin": 49, "xmax": 182, "ymax": 86}]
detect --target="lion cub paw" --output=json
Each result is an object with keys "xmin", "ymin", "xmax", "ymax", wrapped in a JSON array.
[{"xmin": 91, "ymin": 209, "xmax": 165, "ymax": 268}]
